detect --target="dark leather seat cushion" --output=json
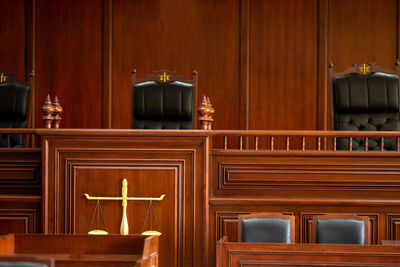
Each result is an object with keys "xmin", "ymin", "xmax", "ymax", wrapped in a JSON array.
[
  {"xmin": 132, "ymin": 81, "xmax": 194, "ymax": 129},
  {"xmin": 242, "ymin": 218, "xmax": 291, "ymax": 243},
  {"xmin": 0, "ymin": 262, "xmax": 47, "ymax": 267},
  {"xmin": 316, "ymin": 219, "xmax": 365, "ymax": 244}
]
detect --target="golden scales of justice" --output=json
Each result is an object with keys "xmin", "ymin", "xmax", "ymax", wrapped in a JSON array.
[{"xmin": 83, "ymin": 178, "xmax": 165, "ymax": 236}]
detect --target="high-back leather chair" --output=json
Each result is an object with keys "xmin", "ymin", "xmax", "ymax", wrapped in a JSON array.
[
  {"xmin": 312, "ymin": 214, "xmax": 370, "ymax": 244},
  {"xmin": 131, "ymin": 70, "xmax": 197, "ymax": 129},
  {"xmin": 238, "ymin": 213, "xmax": 295, "ymax": 243},
  {"xmin": 330, "ymin": 61, "xmax": 400, "ymax": 150},
  {"xmin": 0, "ymin": 72, "xmax": 32, "ymax": 147}
]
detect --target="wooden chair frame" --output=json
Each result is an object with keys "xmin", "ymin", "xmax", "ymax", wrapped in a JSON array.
[
  {"xmin": 312, "ymin": 213, "xmax": 370, "ymax": 244},
  {"xmin": 238, "ymin": 212, "xmax": 295, "ymax": 243},
  {"xmin": 131, "ymin": 69, "xmax": 198, "ymax": 129},
  {"xmin": 328, "ymin": 59, "xmax": 400, "ymax": 130}
]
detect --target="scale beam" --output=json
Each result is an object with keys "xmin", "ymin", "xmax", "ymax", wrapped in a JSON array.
[{"xmin": 84, "ymin": 194, "xmax": 165, "ymax": 201}]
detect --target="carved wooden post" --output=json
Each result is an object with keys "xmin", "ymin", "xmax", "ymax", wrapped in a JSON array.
[
  {"xmin": 52, "ymin": 96, "xmax": 63, "ymax": 128},
  {"xmin": 42, "ymin": 95, "xmax": 54, "ymax": 128},
  {"xmin": 197, "ymin": 95, "xmax": 214, "ymax": 130}
]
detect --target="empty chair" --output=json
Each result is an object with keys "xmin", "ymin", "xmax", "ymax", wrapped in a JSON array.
[
  {"xmin": 0, "ymin": 72, "xmax": 32, "ymax": 147},
  {"xmin": 238, "ymin": 213, "xmax": 295, "ymax": 243},
  {"xmin": 131, "ymin": 69, "xmax": 197, "ymax": 129},
  {"xmin": 312, "ymin": 214, "xmax": 370, "ymax": 244},
  {"xmin": 330, "ymin": 61, "xmax": 400, "ymax": 150}
]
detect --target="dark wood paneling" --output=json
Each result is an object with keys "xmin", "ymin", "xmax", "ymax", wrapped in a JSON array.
[
  {"xmin": 212, "ymin": 152, "xmax": 400, "ymax": 199},
  {"xmin": 209, "ymin": 147, "xmax": 400, "ymax": 266},
  {"xmin": 0, "ymin": 149, "xmax": 41, "ymax": 195},
  {"xmin": 0, "ymin": 209, "xmax": 38, "ymax": 234},
  {"xmin": 0, "ymin": 0, "xmax": 26, "ymax": 79},
  {"xmin": 112, "ymin": 0, "xmax": 240, "ymax": 130},
  {"xmin": 217, "ymin": 241, "xmax": 400, "ymax": 267},
  {"xmin": 329, "ymin": 0, "xmax": 397, "ymax": 72},
  {"xmin": 387, "ymin": 214, "xmax": 400, "ymax": 240},
  {"xmin": 40, "ymin": 130, "xmax": 210, "ymax": 267},
  {"xmin": 0, "ymin": 196, "xmax": 41, "ymax": 234},
  {"xmin": 2, "ymin": 1, "xmax": 400, "ymax": 130},
  {"xmin": 249, "ymin": 0, "xmax": 318, "ymax": 130},
  {"xmin": 35, "ymin": 0, "xmax": 102, "ymax": 128}
]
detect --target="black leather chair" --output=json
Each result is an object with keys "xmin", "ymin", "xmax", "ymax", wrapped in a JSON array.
[
  {"xmin": 0, "ymin": 72, "xmax": 32, "ymax": 147},
  {"xmin": 238, "ymin": 213, "xmax": 295, "ymax": 243},
  {"xmin": 312, "ymin": 214, "xmax": 370, "ymax": 244},
  {"xmin": 131, "ymin": 70, "xmax": 197, "ymax": 129},
  {"xmin": 330, "ymin": 61, "xmax": 400, "ymax": 150}
]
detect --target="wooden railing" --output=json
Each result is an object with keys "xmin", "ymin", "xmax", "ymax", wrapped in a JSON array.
[
  {"xmin": 0, "ymin": 128, "xmax": 38, "ymax": 148},
  {"xmin": 0, "ymin": 128, "xmax": 399, "ymax": 152},
  {"xmin": 214, "ymin": 130, "xmax": 400, "ymax": 151}
]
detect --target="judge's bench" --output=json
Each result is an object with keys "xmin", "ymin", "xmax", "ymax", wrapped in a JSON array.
[{"xmin": 1, "ymin": 128, "xmax": 400, "ymax": 266}]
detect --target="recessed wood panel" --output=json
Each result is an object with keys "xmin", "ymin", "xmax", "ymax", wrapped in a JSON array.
[
  {"xmin": 0, "ymin": 207, "xmax": 39, "ymax": 235},
  {"xmin": 212, "ymin": 152, "xmax": 400, "ymax": 199},
  {"xmin": 328, "ymin": 0, "xmax": 397, "ymax": 71},
  {"xmin": 41, "ymin": 131, "xmax": 210, "ymax": 267},
  {"xmin": 35, "ymin": 0, "xmax": 102, "ymax": 128},
  {"xmin": 0, "ymin": 150, "xmax": 41, "ymax": 195},
  {"xmin": 74, "ymin": 167, "xmax": 178, "ymax": 267},
  {"xmin": 0, "ymin": 0, "xmax": 26, "ymax": 79},
  {"xmin": 249, "ymin": 0, "xmax": 318, "ymax": 130},
  {"xmin": 112, "ymin": 0, "xmax": 240, "ymax": 130},
  {"xmin": 387, "ymin": 214, "xmax": 400, "ymax": 240}
]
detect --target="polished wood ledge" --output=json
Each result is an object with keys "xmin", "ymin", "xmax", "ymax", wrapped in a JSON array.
[{"xmin": 217, "ymin": 237, "xmax": 400, "ymax": 267}]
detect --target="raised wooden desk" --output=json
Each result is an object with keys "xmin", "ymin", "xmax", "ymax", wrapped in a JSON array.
[
  {"xmin": 0, "ymin": 234, "xmax": 158, "ymax": 267},
  {"xmin": 217, "ymin": 236, "xmax": 400, "ymax": 267},
  {"xmin": 2, "ymin": 129, "xmax": 400, "ymax": 267}
]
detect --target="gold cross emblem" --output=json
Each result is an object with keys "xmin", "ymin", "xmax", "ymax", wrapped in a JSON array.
[
  {"xmin": 160, "ymin": 72, "xmax": 170, "ymax": 83},
  {"xmin": 0, "ymin": 73, "xmax": 7, "ymax": 83},
  {"xmin": 359, "ymin": 63, "xmax": 371, "ymax": 75}
]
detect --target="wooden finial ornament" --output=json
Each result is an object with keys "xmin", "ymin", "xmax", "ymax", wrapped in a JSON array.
[
  {"xmin": 52, "ymin": 96, "xmax": 63, "ymax": 128},
  {"xmin": 198, "ymin": 95, "xmax": 215, "ymax": 130},
  {"xmin": 42, "ymin": 95, "xmax": 54, "ymax": 128}
]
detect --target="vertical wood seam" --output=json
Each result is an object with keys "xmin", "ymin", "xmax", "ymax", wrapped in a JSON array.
[
  {"xmin": 25, "ymin": 0, "xmax": 36, "ymax": 128},
  {"xmin": 102, "ymin": 0, "xmax": 113, "ymax": 129},
  {"xmin": 239, "ymin": 0, "xmax": 250, "ymax": 131},
  {"xmin": 316, "ymin": 0, "xmax": 329, "ymax": 131}
]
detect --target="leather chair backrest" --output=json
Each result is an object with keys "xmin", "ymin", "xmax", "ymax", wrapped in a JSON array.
[
  {"xmin": 316, "ymin": 218, "xmax": 366, "ymax": 244},
  {"xmin": 0, "ymin": 81, "xmax": 30, "ymax": 147},
  {"xmin": 0, "ymin": 262, "xmax": 47, "ymax": 267},
  {"xmin": 333, "ymin": 71, "xmax": 400, "ymax": 150},
  {"xmin": 241, "ymin": 217, "xmax": 292, "ymax": 243},
  {"xmin": 132, "ymin": 81, "xmax": 194, "ymax": 129}
]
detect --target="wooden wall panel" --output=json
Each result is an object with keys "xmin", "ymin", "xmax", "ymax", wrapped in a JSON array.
[
  {"xmin": 112, "ymin": 0, "xmax": 240, "ymax": 130},
  {"xmin": 0, "ymin": 0, "xmax": 26, "ymax": 79},
  {"xmin": 249, "ymin": 0, "xmax": 318, "ymax": 130},
  {"xmin": 0, "ymin": 208, "xmax": 39, "ymax": 234},
  {"xmin": 35, "ymin": 0, "xmax": 102, "ymax": 128},
  {"xmin": 40, "ymin": 130, "xmax": 210, "ymax": 267},
  {"xmin": 1, "ymin": 0, "xmax": 400, "ymax": 130},
  {"xmin": 74, "ymin": 165, "xmax": 181, "ymax": 267},
  {"xmin": 328, "ymin": 0, "xmax": 397, "ymax": 72},
  {"xmin": 0, "ymin": 149, "xmax": 41, "ymax": 235},
  {"xmin": 208, "ymin": 148, "xmax": 400, "ymax": 266}
]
